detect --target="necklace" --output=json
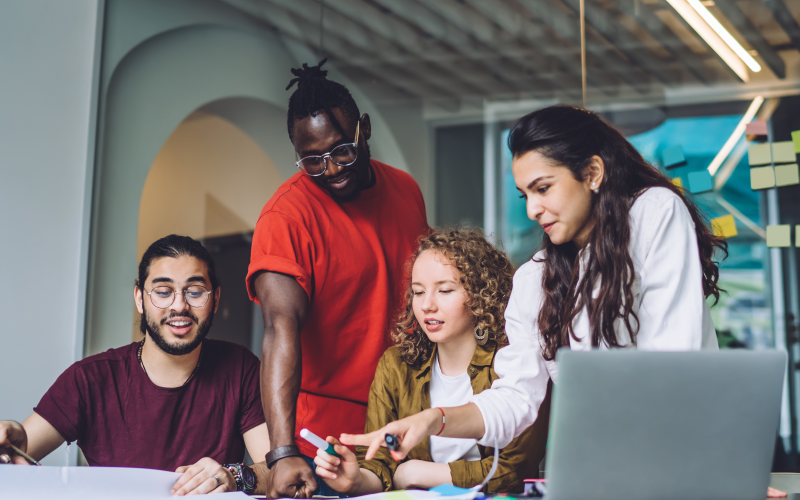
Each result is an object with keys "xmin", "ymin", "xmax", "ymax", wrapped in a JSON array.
[{"xmin": 137, "ymin": 340, "xmax": 203, "ymax": 387}]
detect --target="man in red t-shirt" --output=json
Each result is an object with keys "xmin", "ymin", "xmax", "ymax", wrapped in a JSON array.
[
  {"xmin": 247, "ymin": 60, "xmax": 429, "ymax": 498},
  {"xmin": 0, "ymin": 235, "xmax": 269, "ymax": 496}
]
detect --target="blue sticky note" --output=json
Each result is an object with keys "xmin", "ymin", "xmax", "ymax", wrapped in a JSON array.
[
  {"xmin": 429, "ymin": 484, "xmax": 474, "ymax": 496},
  {"xmin": 662, "ymin": 145, "xmax": 686, "ymax": 168},
  {"xmin": 688, "ymin": 170, "xmax": 713, "ymax": 194}
]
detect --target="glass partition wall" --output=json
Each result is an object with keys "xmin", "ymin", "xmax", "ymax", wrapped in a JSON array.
[{"xmin": 223, "ymin": 0, "xmax": 800, "ymax": 469}]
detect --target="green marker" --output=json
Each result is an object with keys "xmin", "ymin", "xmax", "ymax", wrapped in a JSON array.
[{"xmin": 300, "ymin": 428, "xmax": 340, "ymax": 457}]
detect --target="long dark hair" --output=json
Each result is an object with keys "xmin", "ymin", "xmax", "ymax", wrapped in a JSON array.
[{"xmin": 508, "ymin": 105, "xmax": 727, "ymax": 360}]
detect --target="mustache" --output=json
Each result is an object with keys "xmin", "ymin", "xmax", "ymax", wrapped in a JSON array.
[{"xmin": 160, "ymin": 311, "xmax": 199, "ymax": 325}]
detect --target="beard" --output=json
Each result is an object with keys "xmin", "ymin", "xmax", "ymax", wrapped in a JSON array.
[{"xmin": 140, "ymin": 306, "xmax": 214, "ymax": 356}]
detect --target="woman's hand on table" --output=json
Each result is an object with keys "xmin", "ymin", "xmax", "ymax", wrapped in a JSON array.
[
  {"xmin": 768, "ymin": 487, "xmax": 788, "ymax": 498},
  {"xmin": 340, "ymin": 408, "xmax": 441, "ymax": 461}
]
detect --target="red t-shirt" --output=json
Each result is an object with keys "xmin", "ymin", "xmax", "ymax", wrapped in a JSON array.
[
  {"xmin": 246, "ymin": 159, "xmax": 429, "ymax": 457},
  {"xmin": 34, "ymin": 340, "xmax": 265, "ymax": 470}
]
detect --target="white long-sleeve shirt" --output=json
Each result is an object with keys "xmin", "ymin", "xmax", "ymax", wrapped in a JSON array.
[{"xmin": 470, "ymin": 187, "xmax": 719, "ymax": 448}]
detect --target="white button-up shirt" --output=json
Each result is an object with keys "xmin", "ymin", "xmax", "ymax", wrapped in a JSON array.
[{"xmin": 471, "ymin": 187, "xmax": 719, "ymax": 448}]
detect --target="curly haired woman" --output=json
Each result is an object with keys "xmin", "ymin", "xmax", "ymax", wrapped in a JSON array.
[{"xmin": 310, "ymin": 229, "xmax": 549, "ymax": 494}]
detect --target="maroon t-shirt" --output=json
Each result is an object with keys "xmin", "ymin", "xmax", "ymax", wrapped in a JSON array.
[{"xmin": 34, "ymin": 339, "xmax": 264, "ymax": 470}]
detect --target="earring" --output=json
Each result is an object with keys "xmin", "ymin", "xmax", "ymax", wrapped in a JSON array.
[
  {"xmin": 592, "ymin": 183, "xmax": 599, "ymax": 194},
  {"xmin": 474, "ymin": 326, "xmax": 488, "ymax": 346}
]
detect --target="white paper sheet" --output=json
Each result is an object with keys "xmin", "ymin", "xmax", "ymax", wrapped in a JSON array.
[{"xmin": 0, "ymin": 465, "xmax": 251, "ymax": 499}]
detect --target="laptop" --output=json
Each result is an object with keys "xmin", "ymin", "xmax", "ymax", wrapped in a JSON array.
[{"xmin": 545, "ymin": 350, "xmax": 786, "ymax": 500}]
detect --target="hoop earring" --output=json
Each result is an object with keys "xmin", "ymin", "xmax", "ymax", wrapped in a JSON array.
[{"xmin": 474, "ymin": 327, "xmax": 488, "ymax": 346}]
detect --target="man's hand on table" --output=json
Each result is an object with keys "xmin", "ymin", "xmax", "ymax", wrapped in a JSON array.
[
  {"xmin": 267, "ymin": 455, "xmax": 317, "ymax": 498},
  {"xmin": 0, "ymin": 420, "xmax": 30, "ymax": 465},
  {"xmin": 171, "ymin": 457, "xmax": 235, "ymax": 496}
]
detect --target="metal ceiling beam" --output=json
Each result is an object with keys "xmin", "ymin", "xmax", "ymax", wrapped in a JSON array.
[
  {"xmin": 558, "ymin": 0, "xmax": 677, "ymax": 85},
  {"xmin": 369, "ymin": 0, "xmax": 563, "ymax": 96},
  {"xmin": 223, "ymin": 0, "xmax": 456, "ymax": 104},
  {"xmin": 406, "ymin": 0, "xmax": 615, "ymax": 96},
  {"xmin": 615, "ymin": 0, "xmax": 722, "ymax": 85},
  {"xmin": 513, "ymin": 0, "xmax": 652, "ymax": 94},
  {"xmin": 713, "ymin": 0, "xmax": 785, "ymax": 79},
  {"xmin": 463, "ymin": 0, "xmax": 615, "ymax": 96},
  {"xmin": 257, "ymin": 0, "xmax": 478, "ymax": 100},
  {"xmin": 317, "ymin": 0, "xmax": 520, "ymax": 97},
  {"xmin": 765, "ymin": 0, "xmax": 800, "ymax": 53}
]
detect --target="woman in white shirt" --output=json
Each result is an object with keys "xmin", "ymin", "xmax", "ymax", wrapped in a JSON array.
[{"xmin": 341, "ymin": 104, "xmax": 728, "ymax": 459}]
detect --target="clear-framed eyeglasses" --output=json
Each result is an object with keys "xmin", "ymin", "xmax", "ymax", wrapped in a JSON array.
[
  {"xmin": 145, "ymin": 285, "xmax": 212, "ymax": 309},
  {"xmin": 295, "ymin": 121, "xmax": 360, "ymax": 177}
]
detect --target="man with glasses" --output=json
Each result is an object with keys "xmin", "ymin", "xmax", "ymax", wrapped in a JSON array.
[
  {"xmin": 246, "ymin": 60, "xmax": 429, "ymax": 497},
  {"xmin": 0, "ymin": 235, "xmax": 270, "ymax": 496}
]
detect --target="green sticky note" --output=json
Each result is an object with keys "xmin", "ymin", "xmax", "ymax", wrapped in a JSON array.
[
  {"xmin": 797, "ymin": 225, "xmax": 800, "ymax": 247},
  {"xmin": 766, "ymin": 225, "xmax": 791, "ymax": 248},
  {"xmin": 748, "ymin": 144, "xmax": 772, "ymax": 166},
  {"xmin": 776, "ymin": 163, "xmax": 800, "ymax": 187},
  {"xmin": 751, "ymin": 166, "xmax": 775, "ymax": 190},
  {"xmin": 793, "ymin": 131, "xmax": 800, "ymax": 153},
  {"xmin": 772, "ymin": 141, "xmax": 796, "ymax": 164}
]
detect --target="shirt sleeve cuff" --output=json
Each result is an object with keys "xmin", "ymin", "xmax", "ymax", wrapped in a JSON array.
[
  {"xmin": 246, "ymin": 255, "xmax": 312, "ymax": 303},
  {"xmin": 358, "ymin": 457, "xmax": 394, "ymax": 491},
  {"xmin": 448, "ymin": 459, "xmax": 485, "ymax": 489}
]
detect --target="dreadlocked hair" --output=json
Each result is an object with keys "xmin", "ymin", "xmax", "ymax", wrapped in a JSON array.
[{"xmin": 286, "ymin": 58, "xmax": 360, "ymax": 141}]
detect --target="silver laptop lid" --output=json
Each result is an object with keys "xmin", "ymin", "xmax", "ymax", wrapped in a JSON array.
[{"xmin": 546, "ymin": 350, "xmax": 786, "ymax": 500}]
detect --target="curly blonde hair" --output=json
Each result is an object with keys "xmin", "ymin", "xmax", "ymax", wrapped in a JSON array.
[{"xmin": 392, "ymin": 228, "xmax": 515, "ymax": 366}]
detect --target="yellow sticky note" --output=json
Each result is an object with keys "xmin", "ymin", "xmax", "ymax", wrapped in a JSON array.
[
  {"xmin": 773, "ymin": 141, "xmax": 796, "ymax": 164},
  {"xmin": 751, "ymin": 166, "xmax": 775, "ymax": 190},
  {"xmin": 671, "ymin": 177, "xmax": 682, "ymax": 188},
  {"xmin": 792, "ymin": 130, "xmax": 800, "ymax": 153},
  {"xmin": 711, "ymin": 214, "xmax": 737, "ymax": 239},
  {"xmin": 776, "ymin": 163, "xmax": 800, "ymax": 187},
  {"xmin": 748, "ymin": 144, "xmax": 772, "ymax": 165},
  {"xmin": 766, "ymin": 225, "xmax": 791, "ymax": 247}
]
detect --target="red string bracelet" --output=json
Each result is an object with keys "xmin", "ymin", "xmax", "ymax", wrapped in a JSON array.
[{"xmin": 434, "ymin": 407, "xmax": 446, "ymax": 436}]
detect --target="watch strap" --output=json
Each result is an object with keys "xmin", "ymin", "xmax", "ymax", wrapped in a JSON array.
[{"xmin": 265, "ymin": 445, "xmax": 302, "ymax": 469}]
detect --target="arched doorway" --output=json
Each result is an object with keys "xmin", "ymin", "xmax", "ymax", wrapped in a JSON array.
[{"xmin": 135, "ymin": 99, "xmax": 289, "ymax": 351}]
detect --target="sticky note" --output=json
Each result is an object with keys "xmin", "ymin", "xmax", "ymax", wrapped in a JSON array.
[
  {"xmin": 773, "ymin": 141, "xmax": 796, "ymax": 164},
  {"xmin": 688, "ymin": 170, "xmax": 713, "ymax": 193},
  {"xmin": 792, "ymin": 130, "xmax": 800, "ymax": 153},
  {"xmin": 662, "ymin": 145, "xmax": 686, "ymax": 168},
  {"xmin": 751, "ymin": 166, "xmax": 775, "ymax": 190},
  {"xmin": 671, "ymin": 177, "xmax": 683, "ymax": 188},
  {"xmin": 745, "ymin": 121, "xmax": 767, "ymax": 135},
  {"xmin": 776, "ymin": 163, "xmax": 800, "ymax": 187},
  {"xmin": 797, "ymin": 225, "xmax": 800, "ymax": 247},
  {"xmin": 766, "ymin": 225, "xmax": 791, "ymax": 247},
  {"xmin": 711, "ymin": 214, "xmax": 737, "ymax": 239},
  {"xmin": 748, "ymin": 143, "xmax": 772, "ymax": 165}
]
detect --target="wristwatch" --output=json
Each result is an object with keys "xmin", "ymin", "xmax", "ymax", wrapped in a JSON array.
[{"xmin": 224, "ymin": 463, "xmax": 256, "ymax": 494}]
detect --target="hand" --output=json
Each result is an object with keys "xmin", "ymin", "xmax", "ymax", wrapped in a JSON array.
[
  {"xmin": 266, "ymin": 455, "xmax": 317, "ymax": 498},
  {"xmin": 313, "ymin": 437, "xmax": 362, "ymax": 494},
  {"xmin": 768, "ymin": 487, "xmax": 788, "ymax": 498},
  {"xmin": 340, "ymin": 408, "xmax": 441, "ymax": 461},
  {"xmin": 0, "ymin": 420, "xmax": 30, "ymax": 465},
  {"xmin": 171, "ymin": 457, "xmax": 235, "ymax": 496}
]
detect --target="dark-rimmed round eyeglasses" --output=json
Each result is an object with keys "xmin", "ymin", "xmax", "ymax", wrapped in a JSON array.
[
  {"xmin": 145, "ymin": 285, "xmax": 212, "ymax": 309},
  {"xmin": 295, "ymin": 121, "xmax": 360, "ymax": 177}
]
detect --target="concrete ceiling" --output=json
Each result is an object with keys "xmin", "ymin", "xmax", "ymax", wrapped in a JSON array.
[{"xmin": 222, "ymin": 0, "xmax": 800, "ymax": 112}]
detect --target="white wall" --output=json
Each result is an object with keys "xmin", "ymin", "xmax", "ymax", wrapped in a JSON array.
[{"xmin": 0, "ymin": 0, "xmax": 101, "ymax": 465}]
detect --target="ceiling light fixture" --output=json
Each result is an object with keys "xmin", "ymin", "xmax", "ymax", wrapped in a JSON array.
[
  {"xmin": 707, "ymin": 95, "xmax": 764, "ymax": 176},
  {"xmin": 666, "ymin": 0, "xmax": 761, "ymax": 81}
]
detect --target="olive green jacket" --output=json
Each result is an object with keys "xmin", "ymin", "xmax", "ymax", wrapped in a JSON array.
[{"xmin": 356, "ymin": 341, "xmax": 551, "ymax": 493}]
